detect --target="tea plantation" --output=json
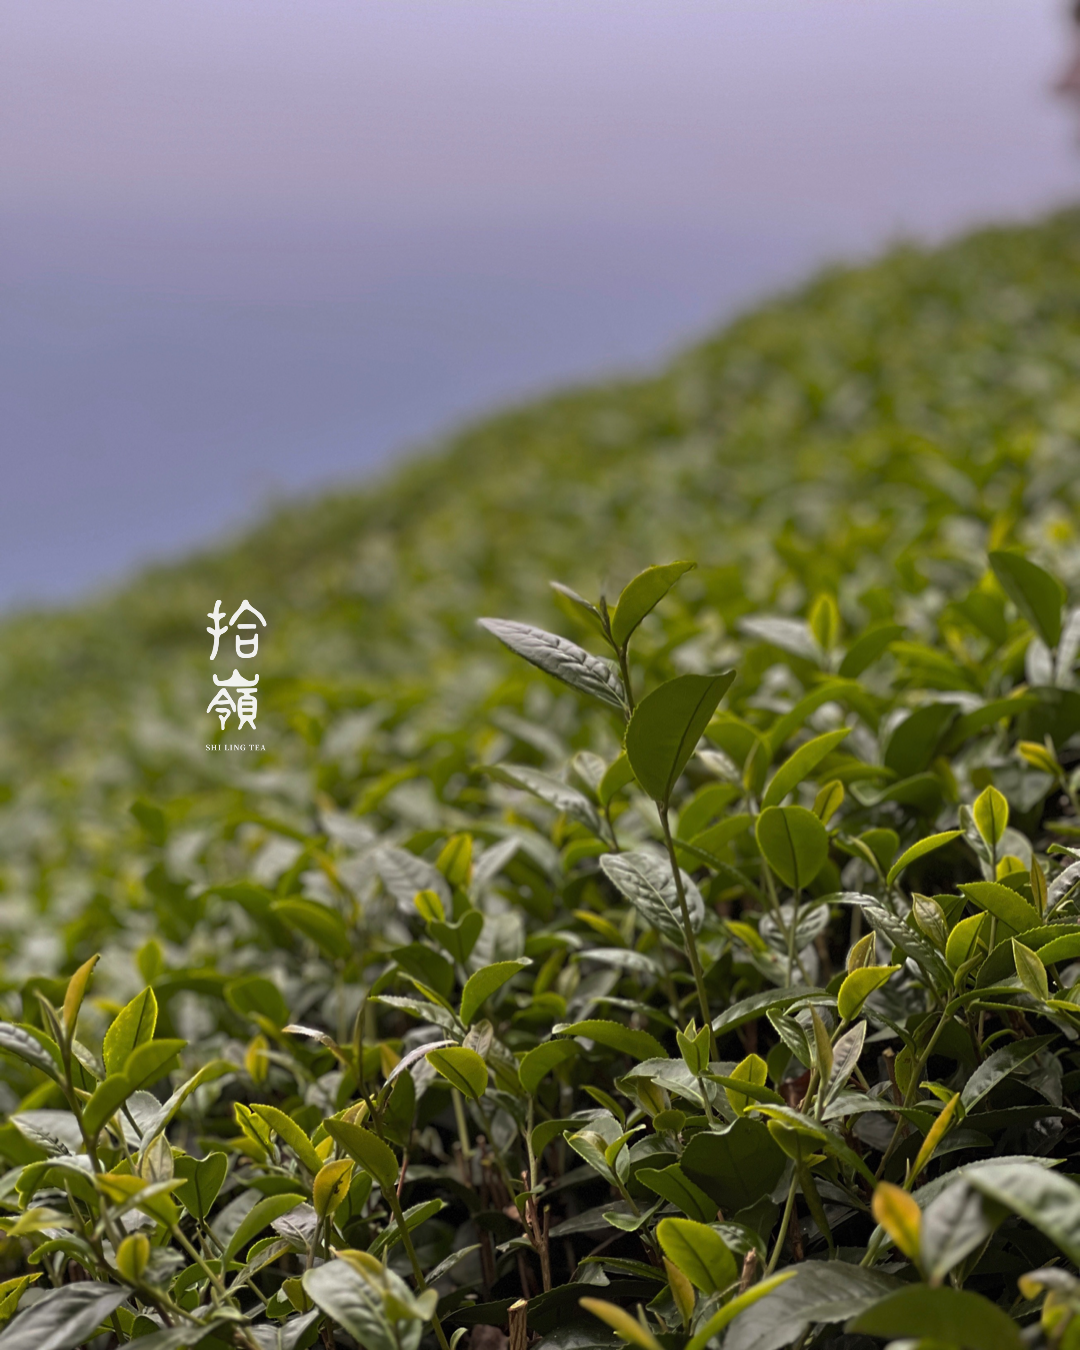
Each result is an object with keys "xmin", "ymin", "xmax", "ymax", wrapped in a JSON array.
[{"xmin": 4, "ymin": 212, "xmax": 1080, "ymax": 1349}]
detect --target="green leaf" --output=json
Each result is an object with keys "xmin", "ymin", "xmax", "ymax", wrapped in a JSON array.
[
  {"xmin": 222, "ymin": 1192, "xmax": 304, "ymax": 1264},
  {"xmin": 761, "ymin": 728, "xmax": 850, "ymax": 809},
  {"xmin": 723, "ymin": 1052, "xmax": 770, "ymax": 1116},
  {"xmin": 837, "ymin": 965, "xmax": 899, "ymax": 1022},
  {"xmin": 599, "ymin": 751, "xmax": 635, "ymax": 806},
  {"xmin": 973, "ymin": 784, "xmax": 1009, "ymax": 850},
  {"xmin": 684, "ymin": 1272, "xmax": 798, "ymax": 1350},
  {"xmin": 123, "ymin": 1038, "xmax": 185, "ymax": 1091},
  {"xmin": 610, "ymin": 561, "xmax": 695, "ymax": 649},
  {"xmin": 0, "ymin": 1022, "xmax": 61, "ymax": 1080},
  {"xmin": 959, "ymin": 881, "xmax": 1040, "ymax": 936},
  {"xmin": 270, "ymin": 898, "xmax": 350, "ymax": 958},
  {"xmin": 519, "ymin": 1040, "xmax": 577, "ymax": 1095},
  {"xmin": 885, "ymin": 830, "xmax": 963, "ymax": 886},
  {"xmin": 579, "ymin": 1298, "xmax": 662, "ymax": 1350},
  {"xmin": 755, "ymin": 805, "xmax": 829, "ymax": 891},
  {"xmin": 488, "ymin": 765, "xmax": 605, "ymax": 837},
  {"xmin": 625, "ymin": 671, "xmax": 736, "ymax": 805},
  {"xmin": 1012, "ymin": 938, "xmax": 1049, "ymax": 1001},
  {"xmin": 710, "ymin": 984, "xmax": 822, "ymax": 1034},
  {"xmin": 322, "ymin": 1119, "xmax": 399, "ymax": 1193},
  {"xmin": 251, "ymin": 1104, "xmax": 324, "ymax": 1175},
  {"xmin": 426, "ymin": 1045, "xmax": 488, "ymax": 1100},
  {"xmin": 967, "ymin": 1161, "xmax": 1080, "ymax": 1266},
  {"xmin": 946, "ymin": 911, "xmax": 988, "ymax": 971},
  {"xmin": 225, "ymin": 975, "xmax": 289, "ymax": 1029},
  {"xmin": 960, "ymin": 1038, "xmax": 1056, "ymax": 1112},
  {"xmin": 554, "ymin": 1019, "xmax": 665, "ymax": 1062},
  {"xmin": 656, "ymin": 1217, "xmax": 736, "ymax": 1294},
  {"xmin": 990, "ymin": 549, "xmax": 1066, "ymax": 648},
  {"xmin": 478, "ymin": 618, "xmax": 627, "ymax": 710},
  {"xmin": 304, "ymin": 1261, "xmax": 409, "ymax": 1350},
  {"xmin": 130, "ymin": 799, "xmax": 167, "ymax": 847},
  {"xmin": 429, "ymin": 910, "xmax": 484, "ymax": 965},
  {"xmin": 837, "ymin": 623, "xmax": 903, "ymax": 679},
  {"xmin": 599, "ymin": 850, "xmax": 704, "ymax": 942},
  {"xmin": 61, "ymin": 955, "xmax": 99, "ymax": 1039},
  {"xmin": 680, "ymin": 1118, "xmax": 786, "ymax": 1213},
  {"xmin": 173, "ymin": 1151, "xmax": 227, "ymax": 1221},
  {"xmin": 920, "ymin": 1179, "xmax": 1003, "ymax": 1283},
  {"xmin": 848, "ymin": 1284, "xmax": 1024, "ymax": 1350},
  {"xmin": 82, "ymin": 1074, "xmax": 134, "ymax": 1139},
  {"xmin": 460, "ymin": 958, "xmax": 531, "ymax": 1025},
  {"xmin": 102, "ymin": 987, "xmax": 158, "ymax": 1075},
  {"xmin": 636, "ymin": 1164, "xmax": 716, "ymax": 1223},
  {"xmin": 883, "ymin": 703, "xmax": 957, "ymax": 778},
  {"xmin": 0, "ymin": 1282, "xmax": 130, "ymax": 1350}
]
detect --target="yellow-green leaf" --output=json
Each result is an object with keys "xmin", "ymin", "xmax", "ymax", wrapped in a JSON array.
[
  {"xmin": 62, "ymin": 955, "xmax": 99, "ymax": 1039},
  {"xmin": 313, "ymin": 1158, "xmax": 354, "ymax": 1219},
  {"xmin": 655, "ymin": 1217, "xmax": 736, "ymax": 1294},
  {"xmin": 579, "ymin": 1298, "xmax": 662, "ymax": 1350},
  {"xmin": 837, "ymin": 965, "xmax": 899, "ymax": 1022},
  {"xmin": 251, "ymin": 1103, "xmax": 324, "ymax": 1175},
  {"xmin": 426, "ymin": 1045, "xmax": 488, "ymax": 1100},
  {"xmin": 102, "ymin": 987, "xmax": 157, "ymax": 1075},
  {"xmin": 871, "ymin": 1181, "xmax": 921, "ymax": 1260}
]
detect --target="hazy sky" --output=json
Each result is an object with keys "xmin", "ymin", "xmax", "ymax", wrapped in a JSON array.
[{"xmin": 3, "ymin": 1, "xmax": 1079, "ymax": 608}]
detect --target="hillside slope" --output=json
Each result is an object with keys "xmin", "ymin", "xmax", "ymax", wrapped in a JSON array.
[{"xmin": 2, "ymin": 209, "xmax": 1080, "ymax": 967}]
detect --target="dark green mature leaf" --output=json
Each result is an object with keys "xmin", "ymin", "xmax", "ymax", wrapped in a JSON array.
[
  {"xmin": 555, "ymin": 1019, "xmax": 666, "ymax": 1062},
  {"xmin": 990, "ymin": 549, "xmax": 1066, "ymax": 647},
  {"xmin": 967, "ymin": 1162, "xmax": 1080, "ymax": 1265},
  {"xmin": 760, "ymin": 728, "xmax": 850, "ymax": 809},
  {"xmin": 838, "ymin": 623, "xmax": 903, "ymax": 678},
  {"xmin": 849, "ymin": 1284, "xmax": 1024, "ymax": 1350},
  {"xmin": 599, "ymin": 850, "xmax": 704, "ymax": 941},
  {"xmin": 625, "ymin": 672, "xmax": 735, "ymax": 805},
  {"xmin": 636, "ymin": 1164, "xmax": 716, "ymax": 1222},
  {"xmin": 711, "ymin": 986, "xmax": 823, "ymax": 1035},
  {"xmin": 920, "ymin": 1180, "xmax": 1003, "ymax": 1282},
  {"xmin": 681, "ymin": 1119, "xmax": 785, "ymax": 1213},
  {"xmin": 478, "ymin": 618, "xmax": 627, "ymax": 710},
  {"xmin": 0, "ymin": 1282, "xmax": 129, "ymax": 1350},
  {"xmin": 722, "ymin": 1262, "xmax": 898, "ymax": 1350},
  {"xmin": 270, "ymin": 898, "xmax": 350, "ymax": 957},
  {"xmin": 755, "ymin": 805, "xmax": 828, "ymax": 891},
  {"xmin": 519, "ymin": 1040, "xmax": 577, "ymax": 1095},
  {"xmin": 610, "ymin": 562, "xmax": 695, "ymax": 648},
  {"xmin": 174, "ymin": 1151, "xmax": 228, "ymax": 1221},
  {"xmin": 883, "ymin": 703, "xmax": 957, "ymax": 778}
]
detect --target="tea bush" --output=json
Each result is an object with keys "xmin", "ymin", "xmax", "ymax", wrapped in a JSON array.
[{"xmin": 6, "ymin": 215, "xmax": 1080, "ymax": 1349}]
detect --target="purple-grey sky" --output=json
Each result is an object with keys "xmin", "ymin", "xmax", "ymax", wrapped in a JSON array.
[{"xmin": 2, "ymin": 1, "xmax": 1079, "ymax": 608}]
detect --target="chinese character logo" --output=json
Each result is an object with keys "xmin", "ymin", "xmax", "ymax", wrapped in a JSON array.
[{"xmin": 206, "ymin": 600, "xmax": 265, "ymax": 732}]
